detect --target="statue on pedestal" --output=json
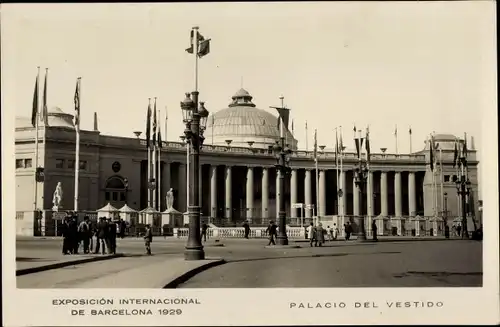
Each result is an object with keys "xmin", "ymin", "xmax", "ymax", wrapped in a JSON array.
[
  {"xmin": 166, "ymin": 188, "xmax": 175, "ymax": 210},
  {"xmin": 52, "ymin": 182, "xmax": 63, "ymax": 211}
]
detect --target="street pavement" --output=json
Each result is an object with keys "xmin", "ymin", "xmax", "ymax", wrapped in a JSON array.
[
  {"xmin": 16, "ymin": 237, "xmax": 482, "ymax": 288},
  {"xmin": 177, "ymin": 240, "xmax": 483, "ymax": 288}
]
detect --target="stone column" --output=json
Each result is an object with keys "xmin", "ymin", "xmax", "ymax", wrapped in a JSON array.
[
  {"xmin": 178, "ymin": 163, "xmax": 187, "ymax": 212},
  {"xmin": 353, "ymin": 171, "xmax": 359, "ymax": 217},
  {"xmin": 163, "ymin": 162, "xmax": 171, "ymax": 208},
  {"xmin": 262, "ymin": 167, "xmax": 269, "ymax": 219},
  {"xmin": 290, "ymin": 169, "xmax": 298, "ymax": 219},
  {"xmin": 304, "ymin": 169, "xmax": 312, "ymax": 218},
  {"xmin": 210, "ymin": 165, "xmax": 217, "ymax": 219},
  {"xmin": 225, "ymin": 165, "xmax": 232, "ymax": 221},
  {"xmin": 246, "ymin": 166, "xmax": 254, "ymax": 222},
  {"xmin": 395, "ymin": 171, "xmax": 402, "ymax": 217},
  {"xmin": 379, "ymin": 171, "xmax": 388, "ymax": 235},
  {"xmin": 408, "ymin": 172, "xmax": 416, "ymax": 217},
  {"xmin": 319, "ymin": 170, "xmax": 326, "ymax": 217},
  {"xmin": 199, "ymin": 164, "xmax": 203, "ymax": 211}
]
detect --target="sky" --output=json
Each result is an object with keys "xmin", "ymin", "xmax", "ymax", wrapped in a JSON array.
[{"xmin": 2, "ymin": 2, "xmax": 495, "ymax": 156}]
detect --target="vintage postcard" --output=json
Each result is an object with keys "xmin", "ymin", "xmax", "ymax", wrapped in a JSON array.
[{"xmin": 2, "ymin": 2, "xmax": 498, "ymax": 326}]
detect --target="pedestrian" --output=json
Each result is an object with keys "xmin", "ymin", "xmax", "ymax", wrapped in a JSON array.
[
  {"xmin": 69, "ymin": 215, "xmax": 79, "ymax": 254},
  {"xmin": 307, "ymin": 222, "xmax": 315, "ymax": 247},
  {"xmin": 95, "ymin": 217, "xmax": 108, "ymax": 254},
  {"xmin": 456, "ymin": 224, "xmax": 462, "ymax": 237},
  {"xmin": 201, "ymin": 223, "xmax": 208, "ymax": 242},
  {"xmin": 344, "ymin": 222, "xmax": 352, "ymax": 241},
  {"xmin": 372, "ymin": 220, "xmax": 378, "ymax": 241},
  {"xmin": 78, "ymin": 216, "xmax": 91, "ymax": 254},
  {"xmin": 266, "ymin": 221, "xmax": 277, "ymax": 246},
  {"xmin": 444, "ymin": 224, "xmax": 450, "ymax": 239},
  {"xmin": 144, "ymin": 224, "xmax": 153, "ymax": 255},
  {"xmin": 327, "ymin": 226, "xmax": 333, "ymax": 241},
  {"xmin": 120, "ymin": 219, "xmax": 127, "ymax": 239},
  {"xmin": 333, "ymin": 223, "xmax": 339, "ymax": 240},
  {"xmin": 107, "ymin": 218, "xmax": 117, "ymax": 254},
  {"xmin": 243, "ymin": 221, "xmax": 250, "ymax": 239},
  {"xmin": 315, "ymin": 223, "xmax": 325, "ymax": 247},
  {"xmin": 61, "ymin": 216, "xmax": 71, "ymax": 255}
]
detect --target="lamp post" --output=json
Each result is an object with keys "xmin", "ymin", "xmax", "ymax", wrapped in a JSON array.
[
  {"xmin": 354, "ymin": 134, "xmax": 369, "ymax": 242},
  {"xmin": 272, "ymin": 139, "xmax": 292, "ymax": 246},
  {"xmin": 455, "ymin": 176, "xmax": 472, "ymax": 239},
  {"xmin": 181, "ymin": 92, "xmax": 209, "ymax": 260},
  {"xmin": 124, "ymin": 178, "xmax": 129, "ymax": 205},
  {"xmin": 444, "ymin": 192, "xmax": 448, "ymax": 224}
]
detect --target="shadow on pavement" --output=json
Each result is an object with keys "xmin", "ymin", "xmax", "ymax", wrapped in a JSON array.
[
  {"xmin": 16, "ymin": 257, "xmax": 53, "ymax": 262},
  {"xmin": 227, "ymin": 251, "xmax": 402, "ymax": 263}
]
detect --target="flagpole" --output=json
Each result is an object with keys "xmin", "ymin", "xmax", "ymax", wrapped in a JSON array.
[
  {"xmin": 335, "ymin": 127, "xmax": 340, "ymax": 217},
  {"xmin": 74, "ymin": 77, "xmax": 81, "ymax": 212},
  {"xmin": 314, "ymin": 129, "xmax": 319, "ymax": 226},
  {"xmin": 158, "ymin": 109, "xmax": 162, "ymax": 212},
  {"xmin": 395, "ymin": 125, "xmax": 398, "ymax": 155},
  {"xmin": 153, "ymin": 98, "xmax": 157, "ymax": 210},
  {"xmin": 409, "ymin": 126, "xmax": 413, "ymax": 154},
  {"xmin": 339, "ymin": 126, "xmax": 344, "ymax": 220},
  {"xmin": 42, "ymin": 68, "xmax": 48, "ymax": 159},
  {"xmin": 439, "ymin": 147, "xmax": 444, "ymax": 217},
  {"xmin": 147, "ymin": 98, "xmax": 151, "ymax": 208},
  {"xmin": 305, "ymin": 122, "xmax": 309, "ymax": 152},
  {"xmin": 33, "ymin": 67, "xmax": 40, "ymax": 211}
]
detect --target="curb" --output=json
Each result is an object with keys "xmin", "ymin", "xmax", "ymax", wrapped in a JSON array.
[
  {"xmin": 294, "ymin": 238, "xmax": 461, "ymax": 243},
  {"xmin": 16, "ymin": 253, "xmax": 124, "ymax": 276},
  {"xmin": 163, "ymin": 259, "xmax": 226, "ymax": 289},
  {"xmin": 265, "ymin": 245, "xmax": 302, "ymax": 249}
]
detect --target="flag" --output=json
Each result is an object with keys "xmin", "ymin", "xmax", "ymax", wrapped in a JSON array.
[
  {"xmin": 146, "ymin": 100, "xmax": 152, "ymax": 149},
  {"xmin": 313, "ymin": 129, "xmax": 318, "ymax": 160},
  {"xmin": 291, "ymin": 119, "xmax": 294, "ymax": 134},
  {"xmin": 409, "ymin": 126, "xmax": 412, "ymax": 135},
  {"xmin": 394, "ymin": 125, "xmax": 398, "ymax": 136},
  {"xmin": 198, "ymin": 38, "xmax": 211, "ymax": 58},
  {"xmin": 41, "ymin": 69, "xmax": 49, "ymax": 125},
  {"xmin": 339, "ymin": 130, "xmax": 344, "ymax": 152},
  {"xmin": 157, "ymin": 124, "xmax": 162, "ymax": 149},
  {"xmin": 355, "ymin": 138, "xmax": 360, "ymax": 159},
  {"xmin": 365, "ymin": 126, "xmax": 371, "ymax": 163},
  {"xmin": 152, "ymin": 99, "xmax": 157, "ymax": 146},
  {"xmin": 186, "ymin": 29, "xmax": 211, "ymax": 58},
  {"xmin": 429, "ymin": 135, "xmax": 434, "ymax": 171},
  {"xmin": 73, "ymin": 78, "xmax": 81, "ymax": 128},
  {"xmin": 463, "ymin": 132, "xmax": 468, "ymax": 158},
  {"xmin": 335, "ymin": 129, "xmax": 339, "ymax": 165},
  {"xmin": 274, "ymin": 107, "xmax": 290, "ymax": 131},
  {"xmin": 453, "ymin": 138, "xmax": 459, "ymax": 167},
  {"xmin": 31, "ymin": 73, "xmax": 39, "ymax": 127}
]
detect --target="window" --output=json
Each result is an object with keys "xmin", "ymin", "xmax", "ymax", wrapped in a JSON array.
[
  {"xmin": 16, "ymin": 159, "xmax": 24, "ymax": 169},
  {"xmin": 24, "ymin": 159, "xmax": 32, "ymax": 168},
  {"xmin": 79, "ymin": 160, "xmax": 87, "ymax": 170},
  {"xmin": 112, "ymin": 192, "xmax": 118, "ymax": 201},
  {"xmin": 452, "ymin": 175, "xmax": 458, "ymax": 182},
  {"xmin": 444, "ymin": 175, "xmax": 450, "ymax": 182},
  {"xmin": 105, "ymin": 192, "xmax": 110, "ymax": 201},
  {"xmin": 55, "ymin": 159, "xmax": 65, "ymax": 169},
  {"xmin": 120, "ymin": 193, "xmax": 126, "ymax": 201},
  {"xmin": 68, "ymin": 160, "xmax": 75, "ymax": 169}
]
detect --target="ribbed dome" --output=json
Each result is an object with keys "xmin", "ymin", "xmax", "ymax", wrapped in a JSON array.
[
  {"xmin": 204, "ymin": 88, "xmax": 298, "ymax": 150},
  {"xmin": 15, "ymin": 106, "xmax": 75, "ymax": 129},
  {"xmin": 424, "ymin": 133, "xmax": 465, "ymax": 151}
]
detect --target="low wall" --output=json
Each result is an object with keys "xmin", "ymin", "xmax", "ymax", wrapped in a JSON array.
[{"xmin": 173, "ymin": 226, "xmax": 306, "ymax": 239}]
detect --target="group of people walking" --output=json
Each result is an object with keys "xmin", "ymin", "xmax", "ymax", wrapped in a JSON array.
[{"xmin": 60, "ymin": 214, "xmax": 127, "ymax": 255}]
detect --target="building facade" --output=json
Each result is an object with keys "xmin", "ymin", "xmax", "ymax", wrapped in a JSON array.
[{"xmin": 15, "ymin": 89, "xmax": 480, "ymax": 235}]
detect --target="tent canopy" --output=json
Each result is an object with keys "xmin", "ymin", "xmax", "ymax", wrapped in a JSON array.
[
  {"xmin": 119, "ymin": 204, "xmax": 138, "ymax": 213},
  {"xmin": 97, "ymin": 202, "xmax": 118, "ymax": 212}
]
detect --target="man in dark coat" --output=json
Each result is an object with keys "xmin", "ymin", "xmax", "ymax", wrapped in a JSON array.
[
  {"xmin": 243, "ymin": 221, "xmax": 250, "ymax": 239},
  {"xmin": 444, "ymin": 224, "xmax": 450, "ymax": 239},
  {"xmin": 95, "ymin": 217, "xmax": 108, "ymax": 254},
  {"xmin": 344, "ymin": 221, "xmax": 352, "ymax": 241},
  {"xmin": 201, "ymin": 223, "xmax": 208, "ymax": 242},
  {"xmin": 371, "ymin": 220, "xmax": 378, "ymax": 241},
  {"xmin": 61, "ymin": 216, "xmax": 72, "ymax": 255},
  {"xmin": 69, "ymin": 215, "xmax": 79, "ymax": 254},
  {"xmin": 266, "ymin": 221, "xmax": 277, "ymax": 246},
  {"xmin": 107, "ymin": 218, "xmax": 117, "ymax": 254},
  {"xmin": 144, "ymin": 224, "xmax": 153, "ymax": 255},
  {"xmin": 78, "ymin": 216, "xmax": 92, "ymax": 254}
]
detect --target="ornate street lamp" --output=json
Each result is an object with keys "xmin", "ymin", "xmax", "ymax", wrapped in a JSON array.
[
  {"xmin": 354, "ymin": 133, "xmax": 369, "ymax": 242},
  {"xmin": 272, "ymin": 133, "xmax": 293, "ymax": 246},
  {"xmin": 455, "ymin": 176, "xmax": 472, "ymax": 239},
  {"xmin": 148, "ymin": 178, "xmax": 156, "ymax": 196},
  {"xmin": 444, "ymin": 192, "xmax": 448, "ymax": 223},
  {"xmin": 124, "ymin": 178, "xmax": 129, "ymax": 205},
  {"xmin": 180, "ymin": 92, "xmax": 210, "ymax": 260}
]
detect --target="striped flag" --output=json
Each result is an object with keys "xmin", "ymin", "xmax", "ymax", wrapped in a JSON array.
[
  {"xmin": 463, "ymin": 132, "xmax": 468, "ymax": 158},
  {"xmin": 41, "ymin": 69, "xmax": 49, "ymax": 125},
  {"xmin": 365, "ymin": 126, "xmax": 371, "ymax": 163},
  {"xmin": 146, "ymin": 100, "xmax": 152, "ymax": 149},
  {"xmin": 73, "ymin": 78, "xmax": 81, "ymax": 128},
  {"xmin": 429, "ymin": 135, "xmax": 435, "ymax": 171},
  {"xmin": 31, "ymin": 72, "xmax": 39, "ymax": 127},
  {"xmin": 453, "ymin": 138, "xmax": 459, "ymax": 167},
  {"xmin": 152, "ymin": 98, "xmax": 157, "ymax": 146},
  {"xmin": 157, "ymin": 121, "xmax": 162, "ymax": 149}
]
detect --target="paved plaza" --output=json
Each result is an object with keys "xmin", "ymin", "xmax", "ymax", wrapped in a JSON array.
[{"xmin": 16, "ymin": 236, "xmax": 482, "ymax": 288}]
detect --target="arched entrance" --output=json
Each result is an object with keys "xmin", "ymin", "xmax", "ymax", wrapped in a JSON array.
[{"xmin": 104, "ymin": 176, "xmax": 127, "ymax": 207}]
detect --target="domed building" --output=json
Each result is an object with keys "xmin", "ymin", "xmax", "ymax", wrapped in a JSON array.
[
  {"xmin": 205, "ymin": 88, "xmax": 298, "ymax": 150},
  {"xmin": 14, "ymin": 90, "xmax": 480, "ymax": 238}
]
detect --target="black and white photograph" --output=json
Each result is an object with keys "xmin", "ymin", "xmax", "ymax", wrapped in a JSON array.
[{"xmin": 2, "ymin": 2, "xmax": 498, "ymax": 326}]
